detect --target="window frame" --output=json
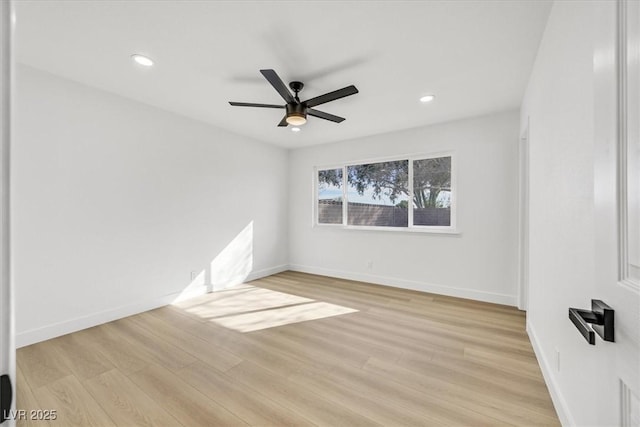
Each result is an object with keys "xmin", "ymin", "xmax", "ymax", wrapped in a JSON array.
[
  {"xmin": 314, "ymin": 151, "xmax": 458, "ymax": 233},
  {"xmin": 314, "ymin": 164, "xmax": 346, "ymax": 227}
]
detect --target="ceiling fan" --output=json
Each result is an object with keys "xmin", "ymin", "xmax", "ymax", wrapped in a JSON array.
[{"xmin": 229, "ymin": 69, "xmax": 358, "ymax": 127}]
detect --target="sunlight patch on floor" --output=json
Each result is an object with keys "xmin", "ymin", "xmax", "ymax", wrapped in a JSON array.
[
  {"xmin": 172, "ymin": 285, "xmax": 357, "ymax": 332},
  {"xmin": 211, "ymin": 301, "xmax": 358, "ymax": 332}
]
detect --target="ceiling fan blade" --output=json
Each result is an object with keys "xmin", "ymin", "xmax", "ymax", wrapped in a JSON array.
[
  {"xmin": 277, "ymin": 116, "xmax": 288, "ymax": 127},
  {"xmin": 303, "ymin": 85, "xmax": 358, "ymax": 108},
  {"xmin": 229, "ymin": 102, "xmax": 284, "ymax": 109},
  {"xmin": 307, "ymin": 109, "xmax": 345, "ymax": 123},
  {"xmin": 260, "ymin": 69, "xmax": 295, "ymax": 104}
]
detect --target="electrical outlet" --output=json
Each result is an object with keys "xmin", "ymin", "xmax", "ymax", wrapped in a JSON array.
[
  {"xmin": 190, "ymin": 271, "xmax": 197, "ymax": 281},
  {"xmin": 366, "ymin": 260, "xmax": 373, "ymax": 270},
  {"xmin": 555, "ymin": 347, "xmax": 560, "ymax": 372}
]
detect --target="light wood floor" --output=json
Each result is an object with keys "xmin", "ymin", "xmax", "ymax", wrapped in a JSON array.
[{"xmin": 17, "ymin": 271, "xmax": 559, "ymax": 426}]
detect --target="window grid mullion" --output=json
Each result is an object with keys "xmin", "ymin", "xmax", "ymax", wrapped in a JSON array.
[
  {"xmin": 342, "ymin": 166, "xmax": 347, "ymax": 226},
  {"xmin": 408, "ymin": 159, "xmax": 414, "ymax": 228}
]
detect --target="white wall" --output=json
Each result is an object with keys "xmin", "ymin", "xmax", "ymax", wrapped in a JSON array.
[
  {"xmin": 520, "ymin": 2, "xmax": 597, "ymax": 425},
  {"xmin": 13, "ymin": 65, "xmax": 289, "ymax": 346},
  {"xmin": 288, "ymin": 111, "xmax": 520, "ymax": 305}
]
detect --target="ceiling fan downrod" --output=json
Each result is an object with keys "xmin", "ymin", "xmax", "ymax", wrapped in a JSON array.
[{"xmin": 289, "ymin": 81, "xmax": 304, "ymax": 103}]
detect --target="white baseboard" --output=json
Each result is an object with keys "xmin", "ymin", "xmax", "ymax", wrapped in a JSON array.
[
  {"xmin": 288, "ymin": 264, "xmax": 516, "ymax": 306},
  {"xmin": 527, "ymin": 320, "xmax": 574, "ymax": 426},
  {"xmin": 15, "ymin": 291, "xmax": 190, "ymax": 348},
  {"xmin": 15, "ymin": 264, "xmax": 289, "ymax": 348}
]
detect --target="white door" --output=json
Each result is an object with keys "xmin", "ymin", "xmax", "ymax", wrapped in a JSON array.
[
  {"xmin": 0, "ymin": 0, "xmax": 13, "ymax": 426},
  {"xmin": 594, "ymin": 0, "xmax": 640, "ymax": 425}
]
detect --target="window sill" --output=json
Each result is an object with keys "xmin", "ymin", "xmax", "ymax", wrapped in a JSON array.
[{"xmin": 314, "ymin": 224, "xmax": 461, "ymax": 235}]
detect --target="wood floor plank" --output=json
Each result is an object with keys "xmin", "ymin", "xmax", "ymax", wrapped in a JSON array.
[
  {"xmin": 178, "ymin": 361, "xmax": 316, "ymax": 427},
  {"xmin": 299, "ymin": 311, "xmax": 465, "ymax": 359},
  {"xmin": 73, "ymin": 325, "xmax": 150, "ymax": 375},
  {"xmin": 104, "ymin": 317, "xmax": 197, "ymax": 372},
  {"xmin": 152, "ymin": 306, "xmax": 333, "ymax": 379},
  {"xmin": 293, "ymin": 354, "xmax": 507, "ymax": 426},
  {"xmin": 399, "ymin": 351, "xmax": 553, "ymax": 406},
  {"xmin": 15, "ymin": 365, "xmax": 51, "ymax": 427},
  {"xmin": 17, "ymin": 271, "xmax": 559, "ymax": 426},
  {"xmin": 47, "ymin": 332, "xmax": 115, "ymax": 380},
  {"xmin": 128, "ymin": 364, "xmax": 248, "ymax": 427},
  {"xmin": 361, "ymin": 308, "xmax": 534, "ymax": 355},
  {"xmin": 83, "ymin": 369, "xmax": 182, "ymax": 427},
  {"xmin": 363, "ymin": 356, "xmax": 559, "ymax": 426},
  {"xmin": 463, "ymin": 345, "xmax": 545, "ymax": 380},
  {"xmin": 275, "ymin": 316, "xmax": 405, "ymax": 362},
  {"xmin": 226, "ymin": 360, "xmax": 381, "ymax": 426},
  {"xmin": 17, "ymin": 341, "xmax": 73, "ymax": 389},
  {"xmin": 32, "ymin": 375, "xmax": 115, "ymax": 427},
  {"xmin": 148, "ymin": 306, "xmax": 307, "ymax": 377},
  {"xmin": 287, "ymin": 368, "xmax": 441, "ymax": 426},
  {"xmin": 254, "ymin": 320, "xmax": 372, "ymax": 368},
  {"xmin": 129, "ymin": 311, "xmax": 243, "ymax": 373}
]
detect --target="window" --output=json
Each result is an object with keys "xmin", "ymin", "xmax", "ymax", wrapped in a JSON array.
[
  {"xmin": 347, "ymin": 160, "xmax": 409, "ymax": 227},
  {"xmin": 316, "ymin": 154, "xmax": 454, "ymax": 231},
  {"xmin": 317, "ymin": 168, "xmax": 343, "ymax": 224},
  {"xmin": 412, "ymin": 157, "xmax": 451, "ymax": 226}
]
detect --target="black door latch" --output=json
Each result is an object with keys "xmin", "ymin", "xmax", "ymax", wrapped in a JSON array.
[{"xmin": 569, "ymin": 299, "xmax": 614, "ymax": 345}]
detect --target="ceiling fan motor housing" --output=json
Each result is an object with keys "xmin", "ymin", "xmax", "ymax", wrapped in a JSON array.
[{"xmin": 286, "ymin": 103, "xmax": 307, "ymax": 122}]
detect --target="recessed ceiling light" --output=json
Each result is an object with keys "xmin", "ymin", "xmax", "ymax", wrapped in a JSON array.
[
  {"xmin": 420, "ymin": 94, "xmax": 435, "ymax": 103},
  {"xmin": 291, "ymin": 127, "xmax": 301, "ymax": 132},
  {"xmin": 131, "ymin": 54, "xmax": 154, "ymax": 67}
]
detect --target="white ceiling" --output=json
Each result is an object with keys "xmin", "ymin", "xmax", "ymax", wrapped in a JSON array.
[{"xmin": 15, "ymin": 0, "xmax": 551, "ymax": 148}]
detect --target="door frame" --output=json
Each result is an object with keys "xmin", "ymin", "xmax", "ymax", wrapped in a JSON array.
[
  {"xmin": 0, "ymin": 0, "xmax": 14, "ymax": 425},
  {"xmin": 518, "ymin": 119, "xmax": 530, "ymax": 311}
]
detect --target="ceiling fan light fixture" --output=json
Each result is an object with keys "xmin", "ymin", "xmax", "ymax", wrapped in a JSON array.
[
  {"xmin": 285, "ymin": 103, "xmax": 307, "ymax": 126},
  {"xmin": 286, "ymin": 113, "xmax": 307, "ymax": 126},
  {"xmin": 291, "ymin": 127, "xmax": 301, "ymax": 132}
]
